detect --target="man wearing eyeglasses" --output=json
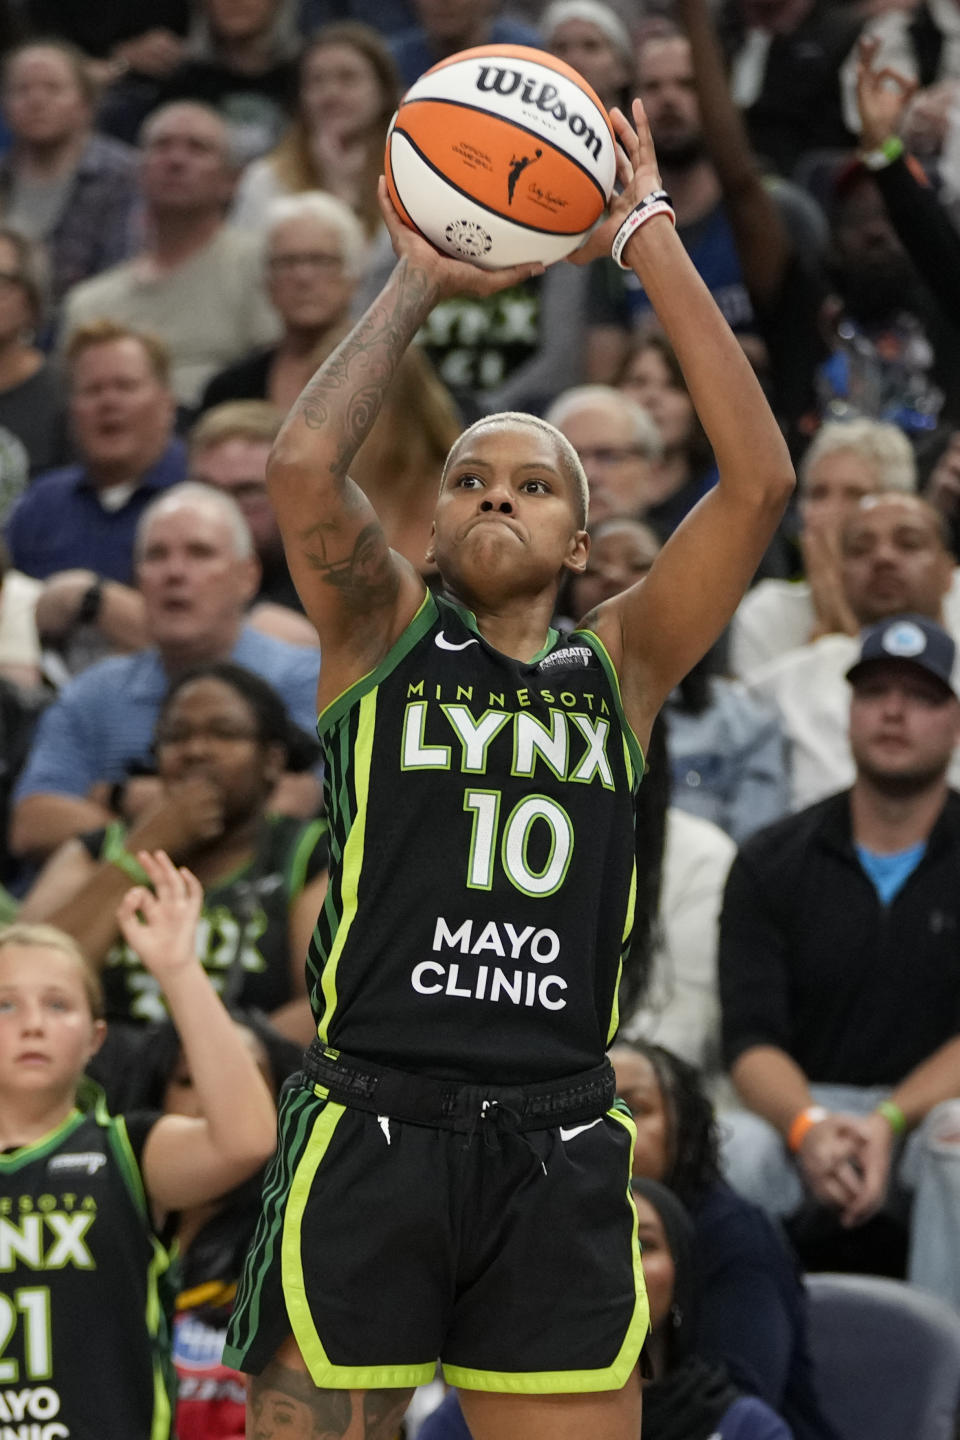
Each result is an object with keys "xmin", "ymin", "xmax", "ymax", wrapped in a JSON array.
[{"xmin": 545, "ymin": 384, "xmax": 664, "ymax": 528}]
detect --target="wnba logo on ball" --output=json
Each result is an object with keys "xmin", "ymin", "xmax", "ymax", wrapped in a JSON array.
[{"xmin": 475, "ymin": 66, "xmax": 605, "ymax": 162}]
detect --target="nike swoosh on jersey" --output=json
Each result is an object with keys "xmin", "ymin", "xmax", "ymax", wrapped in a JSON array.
[
  {"xmin": 435, "ymin": 632, "xmax": 480, "ymax": 651},
  {"xmin": 559, "ymin": 1118, "xmax": 604, "ymax": 1142}
]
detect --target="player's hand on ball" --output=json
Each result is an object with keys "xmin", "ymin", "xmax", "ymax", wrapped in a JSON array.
[
  {"xmin": 378, "ymin": 177, "xmax": 546, "ymax": 300},
  {"xmin": 116, "ymin": 850, "xmax": 204, "ymax": 977},
  {"xmin": 569, "ymin": 99, "xmax": 663, "ymax": 266}
]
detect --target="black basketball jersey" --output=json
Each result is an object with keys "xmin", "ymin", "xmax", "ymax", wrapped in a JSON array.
[
  {"xmin": 0, "ymin": 1083, "xmax": 175, "ymax": 1440},
  {"xmin": 309, "ymin": 592, "xmax": 642, "ymax": 1083}
]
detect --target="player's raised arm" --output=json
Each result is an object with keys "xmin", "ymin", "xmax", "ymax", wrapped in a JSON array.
[
  {"xmin": 267, "ymin": 185, "xmax": 546, "ymax": 694},
  {"xmin": 582, "ymin": 102, "xmax": 795, "ymax": 746}
]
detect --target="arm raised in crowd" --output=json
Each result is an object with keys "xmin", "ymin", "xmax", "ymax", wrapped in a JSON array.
[
  {"xmin": 120, "ymin": 851, "xmax": 277, "ymax": 1211},
  {"xmin": 856, "ymin": 36, "xmax": 960, "ymax": 330}
]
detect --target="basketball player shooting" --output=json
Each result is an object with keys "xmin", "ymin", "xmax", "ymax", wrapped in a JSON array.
[{"xmin": 223, "ymin": 99, "xmax": 794, "ymax": 1440}]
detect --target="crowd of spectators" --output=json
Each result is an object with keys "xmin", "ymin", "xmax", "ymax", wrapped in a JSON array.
[{"xmin": 3, "ymin": 0, "xmax": 960, "ymax": 1434}]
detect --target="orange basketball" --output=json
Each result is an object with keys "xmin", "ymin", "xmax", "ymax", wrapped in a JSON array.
[{"xmin": 385, "ymin": 45, "xmax": 616, "ymax": 269}]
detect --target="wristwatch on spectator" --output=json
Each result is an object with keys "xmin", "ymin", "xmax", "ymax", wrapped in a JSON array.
[{"xmin": 76, "ymin": 576, "xmax": 105, "ymax": 626}]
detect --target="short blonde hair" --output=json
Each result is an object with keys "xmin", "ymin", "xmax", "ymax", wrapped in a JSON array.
[
  {"xmin": 0, "ymin": 923, "xmax": 103, "ymax": 1019},
  {"xmin": 800, "ymin": 419, "xmax": 916, "ymax": 496},
  {"xmin": 66, "ymin": 320, "xmax": 172, "ymax": 389},
  {"xmin": 189, "ymin": 401, "xmax": 285, "ymax": 457},
  {"xmin": 443, "ymin": 411, "xmax": 591, "ymax": 528}
]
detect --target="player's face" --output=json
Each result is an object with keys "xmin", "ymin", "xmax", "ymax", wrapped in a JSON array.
[
  {"xmin": 610, "ymin": 1048, "xmax": 671, "ymax": 1180},
  {"xmin": 849, "ymin": 663, "xmax": 960, "ymax": 786},
  {"xmin": 0, "ymin": 946, "xmax": 103, "ymax": 1101},
  {"xmin": 632, "ymin": 1193, "xmax": 676, "ymax": 1330},
  {"xmin": 155, "ymin": 678, "xmax": 283, "ymax": 820},
  {"xmin": 137, "ymin": 503, "xmax": 260, "ymax": 654},
  {"xmin": 571, "ymin": 519, "xmax": 660, "ymax": 617},
  {"xmin": 556, "ymin": 403, "xmax": 654, "ymax": 526},
  {"xmin": 840, "ymin": 496, "xmax": 952, "ymax": 625},
  {"xmin": 431, "ymin": 425, "xmax": 587, "ymax": 600},
  {"xmin": 800, "ymin": 448, "xmax": 879, "ymax": 534}
]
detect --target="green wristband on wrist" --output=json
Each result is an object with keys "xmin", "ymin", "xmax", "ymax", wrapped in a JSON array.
[
  {"xmin": 860, "ymin": 135, "xmax": 905, "ymax": 171},
  {"xmin": 102, "ymin": 823, "xmax": 149, "ymax": 885},
  {"xmin": 876, "ymin": 1099, "xmax": 907, "ymax": 1136}
]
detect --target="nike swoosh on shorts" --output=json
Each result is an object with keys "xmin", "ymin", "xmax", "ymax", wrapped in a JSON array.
[
  {"xmin": 559, "ymin": 1119, "xmax": 604, "ymax": 1142},
  {"xmin": 435, "ymin": 632, "xmax": 479, "ymax": 651}
]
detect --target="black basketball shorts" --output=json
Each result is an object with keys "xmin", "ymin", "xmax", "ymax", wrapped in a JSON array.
[{"xmin": 223, "ymin": 1055, "xmax": 648, "ymax": 1393}]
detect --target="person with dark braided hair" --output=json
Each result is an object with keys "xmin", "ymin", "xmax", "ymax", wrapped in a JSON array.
[{"xmin": 611, "ymin": 1040, "xmax": 838, "ymax": 1440}]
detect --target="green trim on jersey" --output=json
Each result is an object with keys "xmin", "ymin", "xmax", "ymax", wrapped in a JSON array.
[
  {"xmin": 287, "ymin": 816, "xmax": 329, "ymax": 897},
  {"xmin": 607, "ymin": 856, "xmax": 638, "ymax": 1045},
  {"xmin": 280, "ymin": 1098, "xmax": 437, "ymax": 1390},
  {"xmin": 575, "ymin": 629, "xmax": 645, "ymax": 790},
  {"xmin": 443, "ymin": 1102, "xmax": 648, "ymax": 1394},
  {"xmin": 0, "ymin": 1108, "xmax": 85, "ymax": 1172},
  {"xmin": 103, "ymin": 1103, "xmax": 176, "ymax": 1440},
  {"xmin": 317, "ymin": 590, "xmax": 437, "ymax": 736},
  {"xmin": 315, "ymin": 688, "xmax": 376, "ymax": 1042},
  {"xmin": 224, "ymin": 1086, "xmax": 318, "ymax": 1364},
  {"xmin": 443, "ymin": 596, "xmax": 561, "ymax": 664}
]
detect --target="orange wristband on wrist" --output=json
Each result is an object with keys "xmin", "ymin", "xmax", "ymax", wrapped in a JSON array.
[{"xmin": 787, "ymin": 1104, "xmax": 829, "ymax": 1153}]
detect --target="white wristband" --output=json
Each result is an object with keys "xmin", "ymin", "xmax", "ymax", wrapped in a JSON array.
[{"xmin": 611, "ymin": 194, "xmax": 676, "ymax": 270}]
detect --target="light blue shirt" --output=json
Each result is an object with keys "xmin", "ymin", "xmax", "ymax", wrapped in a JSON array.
[
  {"xmin": 15, "ymin": 627, "xmax": 320, "ymax": 801},
  {"xmin": 855, "ymin": 840, "xmax": 926, "ymax": 905}
]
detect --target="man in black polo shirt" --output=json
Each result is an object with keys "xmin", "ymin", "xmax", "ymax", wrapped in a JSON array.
[{"xmin": 719, "ymin": 614, "xmax": 960, "ymax": 1304}]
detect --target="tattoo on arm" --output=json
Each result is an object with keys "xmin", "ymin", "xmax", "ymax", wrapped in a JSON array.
[
  {"xmin": 249, "ymin": 1361, "xmax": 411, "ymax": 1439},
  {"xmin": 292, "ymin": 258, "xmax": 436, "ymax": 479},
  {"xmin": 298, "ymin": 519, "xmax": 397, "ymax": 609}
]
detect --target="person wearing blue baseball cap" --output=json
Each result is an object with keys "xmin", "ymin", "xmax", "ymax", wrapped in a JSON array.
[{"xmin": 719, "ymin": 612, "xmax": 960, "ymax": 1305}]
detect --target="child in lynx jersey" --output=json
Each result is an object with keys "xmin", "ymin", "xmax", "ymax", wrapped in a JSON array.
[
  {"xmin": 0, "ymin": 852, "xmax": 276, "ymax": 1440},
  {"xmin": 225, "ymin": 100, "xmax": 795, "ymax": 1440}
]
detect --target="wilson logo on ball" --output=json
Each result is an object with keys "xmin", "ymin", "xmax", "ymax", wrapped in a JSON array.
[
  {"xmin": 476, "ymin": 66, "xmax": 606, "ymax": 162},
  {"xmin": 385, "ymin": 44, "xmax": 616, "ymax": 270}
]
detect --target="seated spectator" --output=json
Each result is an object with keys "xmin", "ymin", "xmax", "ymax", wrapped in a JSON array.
[
  {"xmin": 0, "ymin": 228, "xmax": 68, "ymax": 510},
  {"xmin": 35, "ymin": 404, "xmax": 321, "ymax": 663},
  {"xmin": 729, "ymin": 418, "xmax": 958, "ymax": 677},
  {"xmin": 202, "ymin": 190, "xmax": 361, "ymax": 416},
  {"xmin": 20, "ymin": 662, "xmax": 327, "ymax": 1073},
  {"xmin": 720, "ymin": 616, "xmax": 960, "ymax": 1306},
  {"xmin": 0, "ymin": 40, "xmax": 140, "ymax": 308},
  {"xmin": 541, "ymin": 0, "xmax": 635, "ymax": 116},
  {"xmin": 746, "ymin": 493, "xmax": 959, "ymax": 809},
  {"xmin": 545, "ymin": 384, "xmax": 663, "ymax": 527},
  {"xmin": 0, "ymin": 540, "xmax": 43, "ymax": 691},
  {"xmin": 0, "ymin": 860, "xmax": 276, "ymax": 1440},
  {"xmin": 189, "ymin": 401, "xmax": 312, "ymax": 626},
  {"xmin": 61, "ymin": 102, "xmax": 280, "ymax": 409},
  {"xmin": 232, "ymin": 21, "xmax": 399, "ymax": 302},
  {"xmin": 120, "ymin": 1008, "xmax": 301, "ymax": 1440},
  {"xmin": 11, "ymin": 482, "xmax": 321, "ymax": 863},
  {"xmin": 390, "ymin": 0, "xmax": 540, "ymax": 89},
  {"xmin": 611, "ymin": 1040, "xmax": 838, "ymax": 1439},
  {"xmin": 616, "ymin": 333, "xmax": 719, "ymax": 538},
  {"xmin": 99, "ymin": 0, "xmax": 301, "ymax": 163},
  {"xmin": 566, "ymin": 511, "xmax": 789, "ymax": 842},
  {"xmin": 5, "ymin": 321, "xmax": 185, "ymax": 584}
]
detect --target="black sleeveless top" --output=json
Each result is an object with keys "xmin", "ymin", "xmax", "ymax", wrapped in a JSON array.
[
  {"xmin": 0, "ymin": 1083, "xmax": 174, "ymax": 1439},
  {"xmin": 309, "ymin": 592, "xmax": 643, "ymax": 1084}
]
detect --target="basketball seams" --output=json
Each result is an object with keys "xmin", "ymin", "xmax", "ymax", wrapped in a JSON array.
[
  {"xmin": 388, "ymin": 129, "xmax": 592, "ymax": 240},
  {"xmin": 393, "ymin": 96, "xmax": 609, "ymax": 212}
]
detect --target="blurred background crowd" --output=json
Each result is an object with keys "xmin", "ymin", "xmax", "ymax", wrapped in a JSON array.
[{"xmin": 3, "ymin": 0, "xmax": 960, "ymax": 1434}]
